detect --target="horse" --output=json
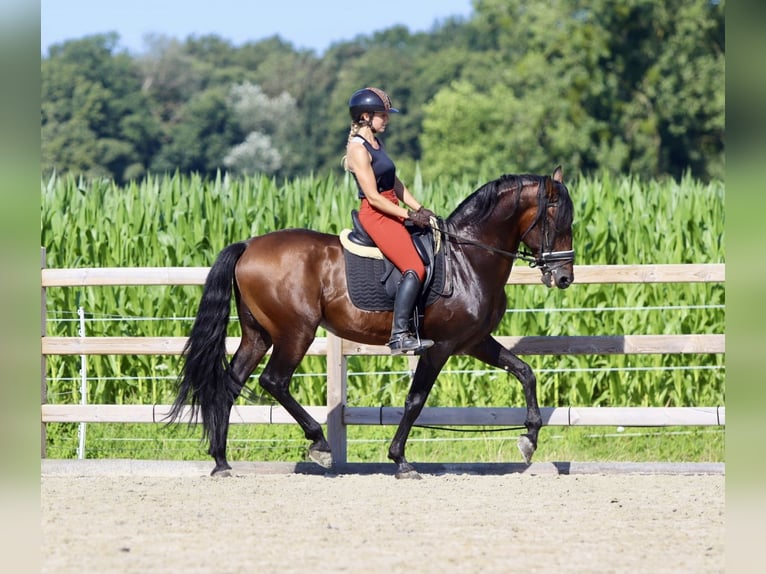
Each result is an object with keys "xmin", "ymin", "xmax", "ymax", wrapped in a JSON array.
[{"xmin": 168, "ymin": 166, "xmax": 575, "ymax": 479}]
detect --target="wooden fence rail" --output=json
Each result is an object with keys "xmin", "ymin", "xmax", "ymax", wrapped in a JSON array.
[
  {"xmin": 41, "ymin": 260, "xmax": 725, "ymax": 462},
  {"xmin": 40, "ymin": 334, "xmax": 725, "ymax": 356},
  {"xmin": 41, "ymin": 404, "xmax": 725, "ymax": 427},
  {"xmin": 41, "ymin": 263, "xmax": 724, "ymax": 287}
]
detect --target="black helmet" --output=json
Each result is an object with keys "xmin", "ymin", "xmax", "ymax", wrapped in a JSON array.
[{"xmin": 348, "ymin": 87, "xmax": 399, "ymax": 121}]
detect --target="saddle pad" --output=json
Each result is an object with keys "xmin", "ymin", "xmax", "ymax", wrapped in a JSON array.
[{"xmin": 343, "ymin": 243, "xmax": 448, "ymax": 312}]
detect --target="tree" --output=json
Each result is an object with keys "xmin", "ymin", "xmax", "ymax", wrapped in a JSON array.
[
  {"xmin": 223, "ymin": 82, "xmax": 299, "ymax": 175},
  {"xmin": 420, "ymin": 1, "xmax": 608, "ymax": 180},
  {"xmin": 150, "ymin": 88, "xmax": 241, "ymax": 175},
  {"xmin": 41, "ymin": 34, "xmax": 161, "ymax": 182},
  {"xmin": 40, "ymin": 3, "xmax": 723, "ymax": 182},
  {"xmin": 224, "ymin": 132, "xmax": 282, "ymax": 174},
  {"xmin": 420, "ymin": 0, "xmax": 724, "ymax": 181},
  {"xmin": 630, "ymin": 0, "xmax": 725, "ymax": 179},
  {"xmin": 137, "ymin": 34, "xmax": 207, "ymax": 123}
]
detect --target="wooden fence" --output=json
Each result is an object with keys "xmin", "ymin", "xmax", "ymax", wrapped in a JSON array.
[{"xmin": 41, "ymin": 255, "xmax": 725, "ymax": 462}]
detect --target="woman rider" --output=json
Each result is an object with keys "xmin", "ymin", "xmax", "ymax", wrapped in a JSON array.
[{"xmin": 343, "ymin": 87, "xmax": 437, "ymax": 355}]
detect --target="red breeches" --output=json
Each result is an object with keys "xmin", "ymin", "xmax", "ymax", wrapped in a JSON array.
[{"xmin": 358, "ymin": 191, "xmax": 425, "ymax": 281}]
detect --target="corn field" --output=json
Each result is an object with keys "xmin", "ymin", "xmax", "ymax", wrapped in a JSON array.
[{"xmin": 40, "ymin": 169, "xmax": 724, "ymax": 458}]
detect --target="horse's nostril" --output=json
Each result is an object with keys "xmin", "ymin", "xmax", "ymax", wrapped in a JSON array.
[{"xmin": 558, "ymin": 276, "xmax": 571, "ymax": 289}]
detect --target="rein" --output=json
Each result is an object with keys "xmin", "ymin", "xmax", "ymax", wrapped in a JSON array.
[{"xmin": 433, "ymin": 222, "xmax": 574, "ymax": 273}]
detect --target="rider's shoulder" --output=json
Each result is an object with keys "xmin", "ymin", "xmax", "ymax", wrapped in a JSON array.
[{"xmin": 348, "ymin": 135, "xmax": 368, "ymax": 146}]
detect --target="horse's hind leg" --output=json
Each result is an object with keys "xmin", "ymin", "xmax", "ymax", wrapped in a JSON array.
[
  {"xmin": 468, "ymin": 336, "xmax": 542, "ymax": 464},
  {"xmin": 208, "ymin": 312, "xmax": 272, "ymax": 476},
  {"xmin": 258, "ymin": 338, "xmax": 332, "ymax": 469}
]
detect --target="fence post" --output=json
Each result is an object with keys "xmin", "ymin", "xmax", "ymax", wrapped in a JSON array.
[
  {"xmin": 40, "ymin": 247, "xmax": 47, "ymax": 458},
  {"xmin": 326, "ymin": 333, "xmax": 347, "ymax": 464},
  {"xmin": 77, "ymin": 306, "xmax": 88, "ymax": 459}
]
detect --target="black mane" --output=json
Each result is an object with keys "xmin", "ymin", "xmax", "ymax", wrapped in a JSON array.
[
  {"xmin": 447, "ymin": 172, "xmax": 573, "ymax": 236},
  {"xmin": 448, "ymin": 174, "xmax": 536, "ymax": 226}
]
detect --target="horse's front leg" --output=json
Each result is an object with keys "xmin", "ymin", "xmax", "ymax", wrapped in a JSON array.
[
  {"xmin": 388, "ymin": 351, "xmax": 448, "ymax": 479},
  {"xmin": 468, "ymin": 336, "xmax": 542, "ymax": 464}
]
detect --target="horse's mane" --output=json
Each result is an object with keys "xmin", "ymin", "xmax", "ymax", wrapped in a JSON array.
[
  {"xmin": 448, "ymin": 173, "xmax": 573, "ymax": 234},
  {"xmin": 448, "ymin": 174, "xmax": 532, "ymax": 226},
  {"xmin": 448, "ymin": 175, "xmax": 521, "ymax": 225}
]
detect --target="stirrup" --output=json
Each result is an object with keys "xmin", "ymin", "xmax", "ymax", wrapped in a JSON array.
[{"xmin": 387, "ymin": 332, "xmax": 434, "ymax": 355}]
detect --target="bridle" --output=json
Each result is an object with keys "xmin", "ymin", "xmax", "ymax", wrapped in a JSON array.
[
  {"xmin": 431, "ymin": 182, "xmax": 575, "ymax": 281},
  {"xmin": 434, "ymin": 223, "xmax": 573, "ymax": 277},
  {"xmin": 517, "ymin": 188, "xmax": 576, "ymax": 280}
]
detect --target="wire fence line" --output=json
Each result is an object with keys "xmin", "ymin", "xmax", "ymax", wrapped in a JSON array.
[
  {"xmin": 63, "ymin": 427, "xmax": 726, "ymax": 462},
  {"xmin": 85, "ymin": 427, "xmax": 727, "ymax": 446},
  {"xmin": 46, "ymin": 303, "xmax": 725, "ymax": 323},
  {"xmin": 44, "ymin": 303, "xmax": 724, "ymax": 414},
  {"xmin": 47, "ymin": 364, "xmax": 723, "ymax": 386}
]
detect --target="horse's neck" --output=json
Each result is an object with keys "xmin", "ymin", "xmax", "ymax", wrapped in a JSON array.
[
  {"xmin": 448, "ymin": 221, "xmax": 519, "ymax": 289},
  {"xmin": 447, "ymin": 180, "xmax": 535, "ymax": 284}
]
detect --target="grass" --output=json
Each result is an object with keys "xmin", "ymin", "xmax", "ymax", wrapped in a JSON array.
[{"xmin": 45, "ymin": 422, "xmax": 724, "ymax": 464}]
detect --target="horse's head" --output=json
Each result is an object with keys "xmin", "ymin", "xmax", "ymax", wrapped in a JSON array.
[{"xmin": 518, "ymin": 166, "xmax": 575, "ymax": 289}]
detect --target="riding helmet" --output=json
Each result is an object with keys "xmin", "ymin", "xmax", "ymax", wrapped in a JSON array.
[{"xmin": 348, "ymin": 87, "xmax": 399, "ymax": 122}]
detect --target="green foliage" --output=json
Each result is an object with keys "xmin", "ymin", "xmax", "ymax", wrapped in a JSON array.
[
  {"xmin": 223, "ymin": 83, "xmax": 300, "ymax": 175},
  {"xmin": 149, "ymin": 88, "xmax": 243, "ymax": 175},
  {"xmin": 421, "ymin": 0, "xmax": 724, "ymax": 181},
  {"xmin": 42, "ymin": 34, "xmax": 162, "ymax": 183},
  {"xmin": 41, "ymin": 172, "xmax": 724, "ymax": 461},
  {"xmin": 41, "ymin": 1, "xmax": 724, "ymax": 183}
]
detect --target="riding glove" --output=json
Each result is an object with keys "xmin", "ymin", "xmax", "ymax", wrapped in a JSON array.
[{"xmin": 407, "ymin": 206, "xmax": 435, "ymax": 228}]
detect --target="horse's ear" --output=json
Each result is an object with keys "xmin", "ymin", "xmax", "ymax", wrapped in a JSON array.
[{"xmin": 552, "ymin": 165, "xmax": 563, "ymax": 183}]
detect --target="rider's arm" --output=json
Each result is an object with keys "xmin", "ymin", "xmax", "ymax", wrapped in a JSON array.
[
  {"xmin": 346, "ymin": 142, "xmax": 410, "ymax": 220},
  {"xmin": 395, "ymin": 177, "xmax": 422, "ymax": 212}
]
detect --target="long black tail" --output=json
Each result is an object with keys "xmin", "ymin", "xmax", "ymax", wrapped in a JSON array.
[{"xmin": 167, "ymin": 241, "xmax": 248, "ymax": 442}]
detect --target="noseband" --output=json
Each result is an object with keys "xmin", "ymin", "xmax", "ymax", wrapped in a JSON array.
[{"xmin": 526, "ymin": 248, "xmax": 576, "ymax": 285}]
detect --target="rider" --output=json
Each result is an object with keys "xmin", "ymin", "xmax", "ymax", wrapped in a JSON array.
[{"xmin": 343, "ymin": 87, "xmax": 436, "ymax": 355}]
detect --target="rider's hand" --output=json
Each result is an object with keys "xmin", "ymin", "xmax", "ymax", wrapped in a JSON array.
[
  {"xmin": 418, "ymin": 207, "xmax": 438, "ymax": 221},
  {"xmin": 407, "ymin": 207, "xmax": 435, "ymax": 228}
]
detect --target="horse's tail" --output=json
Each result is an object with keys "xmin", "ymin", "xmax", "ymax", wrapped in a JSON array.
[{"xmin": 166, "ymin": 241, "xmax": 248, "ymax": 442}]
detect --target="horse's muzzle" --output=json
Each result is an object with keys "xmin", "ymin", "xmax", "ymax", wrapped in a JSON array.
[
  {"xmin": 541, "ymin": 268, "xmax": 574, "ymax": 289},
  {"xmin": 537, "ymin": 250, "xmax": 575, "ymax": 289},
  {"xmin": 555, "ymin": 272, "xmax": 573, "ymax": 289}
]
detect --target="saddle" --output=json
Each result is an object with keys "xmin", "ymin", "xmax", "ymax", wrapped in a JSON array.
[{"xmin": 340, "ymin": 210, "xmax": 447, "ymax": 312}]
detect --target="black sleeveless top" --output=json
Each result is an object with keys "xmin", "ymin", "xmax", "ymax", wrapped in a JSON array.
[{"xmin": 351, "ymin": 136, "xmax": 396, "ymax": 199}]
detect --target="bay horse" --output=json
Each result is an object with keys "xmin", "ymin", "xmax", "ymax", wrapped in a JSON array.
[{"xmin": 168, "ymin": 166, "xmax": 574, "ymax": 479}]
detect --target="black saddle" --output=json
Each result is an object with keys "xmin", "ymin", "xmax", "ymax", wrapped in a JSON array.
[
  {"xmin": 342, "ymin": 210, "xmax": 447, "ymax": 312},
  {"xmin": 347, "ymin": 210, "xmax": 376, "ymax": 246},
  {"xmin": 348, "ymin": 210, "xmax": 434, "ymax": 266}
]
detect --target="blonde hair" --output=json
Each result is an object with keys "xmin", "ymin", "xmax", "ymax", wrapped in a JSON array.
[{"xmin": 341, "ymin": 121, "xmax": 364, "ymax": 172}]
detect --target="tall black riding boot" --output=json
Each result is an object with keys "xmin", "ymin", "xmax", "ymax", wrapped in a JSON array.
[{"xmin": 387, "ymin": 270, "xmax": 434, "ymax": 355}]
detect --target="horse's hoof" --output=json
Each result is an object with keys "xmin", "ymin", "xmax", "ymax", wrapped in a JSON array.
[
  {"xmin": 394, "ymin": 462, "xmax": 422, "ymax": 480},
  {"xmin": 308, "ymin": 448, "xmax": 333, "ymax": 469},
  {"xmin": 395, "ymin": 469, "xmax": 423, "ymax": 480},
  {"xmin": 517, "ymin": 435, "xmax": 535, "ymax": 465},
  {"xmin": 211, "ymin": 466, "xmax": 232, "ymax": 477}
]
